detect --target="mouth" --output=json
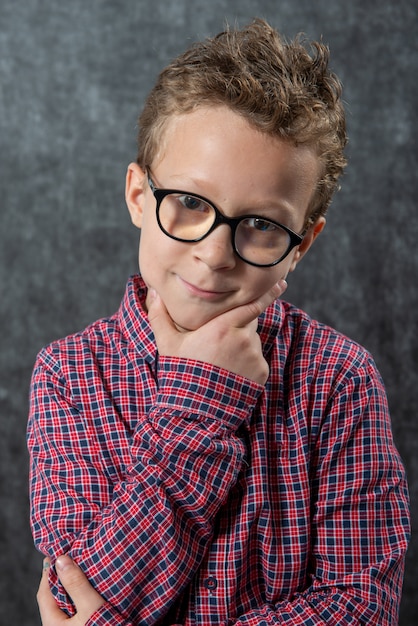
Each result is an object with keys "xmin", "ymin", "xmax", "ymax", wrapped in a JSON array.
[{"xmin": 178, "ymin": 276, "xmax": 234, "ymax": 301}]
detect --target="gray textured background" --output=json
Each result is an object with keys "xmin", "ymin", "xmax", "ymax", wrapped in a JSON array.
[{"xmin": 0, "ymin": 1, "xmax": 416, "ymax": 624}]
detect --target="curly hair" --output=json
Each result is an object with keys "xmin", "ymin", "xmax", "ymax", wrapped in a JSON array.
[{"xmin": 137, "ymin": 18, "xmax": 347, "ymax": 221}]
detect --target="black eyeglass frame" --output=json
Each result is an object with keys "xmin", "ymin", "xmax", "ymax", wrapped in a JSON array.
[{"xmin": 147, "ymin": 174, "xmax": 306, "ymax": 267}]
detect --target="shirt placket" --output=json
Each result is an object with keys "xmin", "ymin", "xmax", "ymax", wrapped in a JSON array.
[
  {"xmin": 190, "ymin": 568, "xmax": 224, "ymax": 625},
  {"xmin": 189, "ymin": 539, "xmax": 232, "ymax": 626}
]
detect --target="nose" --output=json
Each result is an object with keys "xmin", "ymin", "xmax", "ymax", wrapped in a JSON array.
[{"xmin": 192, "ymin": 224, "xmax": 236, "ymax": 270}]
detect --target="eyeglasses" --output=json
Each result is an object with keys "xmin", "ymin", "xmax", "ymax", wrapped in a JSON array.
[{"xmin": 147, "ymin": 173, "xmax": 306, "ymax": 267}]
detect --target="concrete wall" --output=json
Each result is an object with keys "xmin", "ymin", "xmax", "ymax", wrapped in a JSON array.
[{"xmin": 0, "ymin": 1, "xmax": 416, "ymax": 623}]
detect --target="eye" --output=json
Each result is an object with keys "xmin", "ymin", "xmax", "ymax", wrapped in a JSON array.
[
  {"xmin": 246, "ymin": 217, "xmax": 278, "ymax": 232},
  {"xmin": 178, "ymin": 195, "xmax": 209, "ymax": 212}
]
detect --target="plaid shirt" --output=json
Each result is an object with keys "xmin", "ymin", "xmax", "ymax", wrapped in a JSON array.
[{"xmin": 28, "ymin": 275, "xmax": 409, "ymax": 626}]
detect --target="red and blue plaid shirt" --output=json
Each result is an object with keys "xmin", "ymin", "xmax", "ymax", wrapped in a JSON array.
[{"xmin": 28, "ymin": 275, "xmax": 409, "ymax": 625}]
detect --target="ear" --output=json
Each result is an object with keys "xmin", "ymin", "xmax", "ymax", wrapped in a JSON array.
[
  {"xmin": 125, "ymin": 163, "xmax": 147, "ymax": 228},
  {"xmin": 288, "ymin": 216, "xmax": 326, "ymax": 273}
]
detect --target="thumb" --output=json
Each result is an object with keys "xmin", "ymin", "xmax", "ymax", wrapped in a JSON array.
[
  {"xmin": 37, "ymin": 558, "xmax": 66, "ymax": 624},
  {"xmin": 56, "ymin": 555, "xmax": 105, "ymax": 619}
]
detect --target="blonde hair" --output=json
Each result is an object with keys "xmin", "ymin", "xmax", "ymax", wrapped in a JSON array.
[{"xmin": 137, "ymin": 18, "xmax": 347, "ymax": 221}]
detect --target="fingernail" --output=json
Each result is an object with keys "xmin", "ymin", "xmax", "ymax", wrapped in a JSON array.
[
  {"xmin": 43, "ymin": 557, "xmax": 50, "ymax": 571},
  {"xmin": 56, "ymin": 555, "xmax": 72, "ymax": 572},
  {"xmin": 148, "ymin": 288, "xmax": 157, "ymax": 301}
]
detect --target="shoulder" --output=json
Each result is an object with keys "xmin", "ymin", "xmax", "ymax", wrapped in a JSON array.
[
  {"xmin": 283, "ymin": 300, "xmax": 366, "ymax": 354},
  {"xmin": 267, "ymin": 302, "xmax": 391, "ymax": 442},
  {"xmin": 34, "ymin": 275, "xmax": 147, "ymax": 377},
  {"xmin": 33, "ymin": 312, "xmax": 121, "ymax": 383},
  {"xmin": 270, "ymin": 299, "xmax": 382, "ymax": 388}
]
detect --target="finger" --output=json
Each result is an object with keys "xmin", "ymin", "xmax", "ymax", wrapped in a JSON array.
[
  {"xmin": 37, "ymin": 558, "xmax": 67, "ymax": 625},
  {"xmin": 222, "ymin": 279, "xmax": 287, "ymax": 328},
  {"xmin": 56, "ymin": 555, "xmax": 105, "ymax": 620},
  {"xmin": 146, "ymin": 289, "xmax": 178, "ymax": 340}
]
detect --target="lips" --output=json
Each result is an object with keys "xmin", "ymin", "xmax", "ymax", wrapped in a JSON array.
[{"xmin": 178, "ymin": 276, "xmax": 233, "ymax": 300}]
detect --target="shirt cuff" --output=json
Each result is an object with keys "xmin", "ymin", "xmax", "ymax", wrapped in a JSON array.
[{"xmin": 156, "ymin": 356, "xmax": 263, "ymax": 429}]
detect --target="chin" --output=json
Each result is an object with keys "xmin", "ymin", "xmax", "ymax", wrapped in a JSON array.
[
  {"xmin": 173, "ymin": 318, "xmax": 202, "ymax": 333},
  {"xmin": 170, "ymin": 310, "xmax": 213, "ymax": 333}
]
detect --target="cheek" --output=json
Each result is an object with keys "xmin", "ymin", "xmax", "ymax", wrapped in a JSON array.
[
  {"xmin": 254, "ymin": 263, "xmax": 291, "ymax": 293},
  {"xmin": 137, "ymin": 229, "xmax": 175, "ymax": 286},
  {"xmin": 137, "ymin": 234, "xmax": 154, "ymax": 283},
  {"xmin": 279, "ymin": 249, "xmax": 300, "ymax": 277},
  {"xmin": 138, "ymin": 242, "xmax": 155, "ymax": 283}
]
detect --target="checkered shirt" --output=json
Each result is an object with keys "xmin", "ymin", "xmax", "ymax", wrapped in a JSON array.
[{"xmin": 28, "ymin": 275, "xmax": 410, "ymax": 625}]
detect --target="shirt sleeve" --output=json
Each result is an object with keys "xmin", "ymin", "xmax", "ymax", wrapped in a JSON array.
[
  {"xmin": 28, "ymin": 348, "xmax": 263, "ymax": 624},
  {"xmin": 225, "ymin": 354, "xmax": 410, "ymax": 625}
]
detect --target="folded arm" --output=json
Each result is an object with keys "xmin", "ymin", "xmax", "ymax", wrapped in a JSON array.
[{"xmin": 28, "ymin": 349, "xmax": 261, "ymax": 624}]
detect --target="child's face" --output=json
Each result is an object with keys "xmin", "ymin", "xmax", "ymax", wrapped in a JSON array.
[{"xmin": 126, "ymin": 106, "xmax": 324, "ymax": 332}]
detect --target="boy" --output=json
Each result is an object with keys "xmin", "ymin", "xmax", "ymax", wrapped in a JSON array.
[{"xmin": 29, "ymin": 18, "xmax": 410, "ymax": 626}]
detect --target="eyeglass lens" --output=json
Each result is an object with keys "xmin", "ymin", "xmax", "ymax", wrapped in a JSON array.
[{"xmin": 158, "ymin": 192, "xmax": 292, "ymax": 266}]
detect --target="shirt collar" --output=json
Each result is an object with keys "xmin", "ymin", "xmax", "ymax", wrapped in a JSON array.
[
  {"xmin": 119, "ymin": 274, "xmax": 157, "ymax": 364},
  {"xmin": 258, "ymin": 297, "xmax": 285, "ymax": 357}
]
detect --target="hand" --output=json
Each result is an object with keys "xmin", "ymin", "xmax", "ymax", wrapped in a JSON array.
[
  {"xmin": 147, "ymin": 280, "xmax": 287, "ymax": 385},
  {"xmin": 37, "ymin": 556, "xmax": 105, "ymax": 625}
]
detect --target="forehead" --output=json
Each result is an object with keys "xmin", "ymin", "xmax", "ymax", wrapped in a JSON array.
[
  {"xmin": 154, "ymin": 105, "xmax": 319, "ymax": 164},
  {"xmin": 151, "ymin": 106, "xmax": 321, "ymax": 225}
]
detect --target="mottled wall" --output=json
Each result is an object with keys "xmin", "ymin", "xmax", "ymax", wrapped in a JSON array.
[{"xmin": 0, "ymin": 1, "xmax": 416, "ymax": 623}]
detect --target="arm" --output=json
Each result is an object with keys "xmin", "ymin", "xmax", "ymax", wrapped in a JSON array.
[
  {"xmin": 28, "ymin": 352, "xmax": 258, "ymax": 624},
  {"xmin": 34, "ymin": 346, "xmax": 409, "ymax": 626},
  {"xmin": 228, "ymin": 355, "xmax": 410, "ymax": 625},
  {"xmin": 38, "ymin": 556, "xmax": 180, "ymax": 626},
  {"xmin": 28, "ymin": 281, "xmax": 286, "ymax": 624}
]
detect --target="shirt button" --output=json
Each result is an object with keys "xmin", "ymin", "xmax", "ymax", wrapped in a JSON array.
[{"xmin": 204, "ymin": 576, "xmax": 218, "ymax": 592}]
